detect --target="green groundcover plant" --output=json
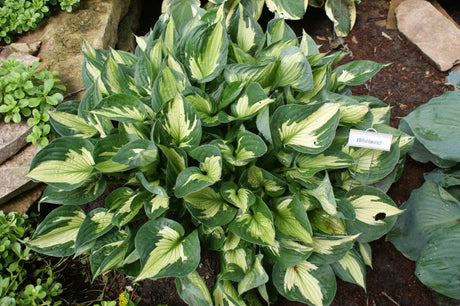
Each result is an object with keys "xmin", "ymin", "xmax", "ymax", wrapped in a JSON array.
[
  {"xmin": 26, "ymin": 2, "xmax": 413, "ymax": 305},
  {"xmin": 0, "ymin": 211, "xmax": 63, "ymax": 305}
]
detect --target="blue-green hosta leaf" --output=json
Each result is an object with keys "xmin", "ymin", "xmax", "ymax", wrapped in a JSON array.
[
  {"xmin": 324, "ymin": 0, "xmax": 356, "ymax": 37},
  {"xmin": 27, "ymin": 205, "xmax": 85, "ymax": 257},
  {"xmin": 175, "ymin": 145, "xmax": 222, "ymax": 197},
  {"xmin": 228, "ymin": 196, "xmax": 275, "ymax": 246},
  {"xmin": 117, "ymin": 65, "xmax": 142, "ymax": 96},
  {"xmin": 273, "ymin": 261, "xmax": 336, "ymax": 306},
  {"xmin": 175, "ymin": 270, "xmax": 213, "ymax": 306},
  {"xmin": 238, "ymin": 254, "xmax": 269, "ymax": 295},
  {"xmin": 265, "ymin": 0, "xmax": 308, "ymax": 19},
  {"xmin": 230, "ymin": 82, "xmax": 274, "ymax": 119},
  {"xmin": 227, "ymin": 3, "xmax": 263, "ymax": 53},
  {"xmin": 242, "ymin": 165, "xmax": 287, "ymax": 197},
  {"xmin": 424, "ymin": 168, "xmax": 460, "ymax": 188},
  {"xmin": 295, "ymin": 145, "xmax": 355, "ymax": 178},
  {"xmin": 39, "ymin": 175, "xmax": 106, "ymax": 206},
  {"xmin": 311, "ymin": 234, "xmax": 360, "ymax": 265},
  {"xmin": 198, "ymin": 225, "xmax": 226, "ymax": 251},
  {"xmin": 112, "ymin": 139, "xmax": 159, "ymax": 168},
  {"xmin": 221, "ymin": 246, "xmax": 255, "ymax": 281},
  {"xmin": 272, "ymin": 197, "xmax": 313, "ymax": 244},
  {"xmin": 332, "ymin": 249, "xmax": 366, "ymax": 290},
  {"xmin": 334, "ymin": 60, "xmax": 388, "ymax": 86},
  {"xmin": 155, "ymin": 94, "xmax": 202, "ymax": 149},
  {"xmin": 134, "ymin": 50, "xmax": 154, "ymax": 96},
  {"xmin": 345, "ymin": 186, "xmax": 402, "ymax": 242},
  {"xmin": 264, "ymin": 239, "xmax": 313, "ymax": 269},
  {"xmin": 74, "ymin": 208, "xmax": 114, "ymax": 256},
  {"xmin": 184, "ymin": 187, "xmax": 238, "ymax": 227},
  {"xmin": 271, "ymin": 103, "xmax": 340, "ymax": 154},
  {"xmin": 89, "ymin": 228, "xmax": 128, "ymax": 277},
  {"xmin": 220, "ymin": 182, "xmax": 256, "ymax": 212},
  {"xmin": 183, "ymin": 87, "xmax": 219, "ymax": 126},
  {"xmin": 213, "ymin": 280, "xmax": 247, "ymax": 306},
  {"xmin": 135, "ymin": 218, "xmax": 200, "ymax": 281},
  {"xmin": 275, "ymin": 46, "xmax": 313, "ymax": 92},
  {"xmin": 224, "ymin": 59, "xmax": 278, "ymax": 89},
  {"xmin": 93, "ymin": 134, "xmax": 134, "ymax": 173},
  {"xmin": 91, "ymin": 94, "xmax": 151, "ymax": 123},
  {"xmin": 27, "ymin": 137, "xmax": 95, "ymax": 191}
]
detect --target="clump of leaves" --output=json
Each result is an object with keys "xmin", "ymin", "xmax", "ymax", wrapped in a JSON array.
[
  {"xmin": 0, "ymin": 211, "xmax": 64, "ymax": 305},
  {"xmin": 0, "ymin": 0, "xmax": 80, "ymax": 43},
  {"xmin": 388, "ymin": 91, "xmax": 460, "ymax": 300},
  {"xmin": 26, "ymin": 2, "xmax": 412, "ymax": 305},
  {"xmin": 0, "ymin": 57, "xmax": 66, "ymax": 146}
]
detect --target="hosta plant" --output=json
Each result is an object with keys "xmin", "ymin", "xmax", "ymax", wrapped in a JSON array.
[{"xmin": 26, "ymin": 3, "xmax": 410, "ymax": 305}]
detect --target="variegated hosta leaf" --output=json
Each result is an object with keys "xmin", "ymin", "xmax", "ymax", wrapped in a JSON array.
[
  {"xmin": 175, "ymin": 270, "xmax": 213, "ymax": 306},
  {"xmin": 161, "ymin": 0, "xmax": 202, "ymax": 29},
  {"xmin": 213, "ymin": 280, "xmax": 247, "ymax": 306},
  {"xmin": 264, "ymin": 239, "xmax": 313, "ymax": 269},
  {"xmin": 221, "ymin": 246, "xmax": 255, "ymax": 281},
  {"xmin": 299, "ymin": 30, "xmax": 320, "ymax": 58},
  {"xmin": 198, "ymin": 225, "xmax": 226, "ymax": 251},
  {"xmin": 309, "ymin": 209, "xmax": 347, "ymax": 236},
  {"xmin": 143, "ymin": 192, "xmax": 170, "ymax": 221},
  {"xmin": 179, "ymin": 7, "xmax": 229, "ymax": 83},
  {"xmin": 93, "ymin": 134, "xmax": 134, "ymax": 173},
  {"xmin": 175, "ymin": 145, "xmax": 222, "ymax": 198},
  {"xmin": 49, "ymin": 101, "xmax": 99, "ymax": 138},
  {"xmin": 155, "ymin": 94, "xmax": 202, "ymax": 149},
  {"xmin": 224, "ymin": 60, "xmax": 278, "ymax": 89},
  {"xmin": 311, "ymin": 234, "xmax": 360, "ymax": 265},
  {"xmin": 112, "ymin": 139, "xmax": 159, "ymax": 168},
  {"xmin": 27, "ymin": 137, "xmax": 95, "ymax": 191},
  {"xmin": 135, "ymin": 218, "xmax": 200, "ymax": 281},
  {"xmin": 355, "ymin": 95, "xmax": 391, "ymax": 125},
  {"xmin": 334, "ymin": 60, "xmax": 389, "ymax": 86},
  {"xmin": 227, "ymin": 3, "xmax": 263, "ymax": 53},
  {"xmin": 373, "ymin": 124, "xmax": 414, "ymax": 156},
  {"xmin": 273, "ymin": 261, "xmax": 336, "ymax": 306},
  {"xmin": 358, "ymin": 242, "xmax": 373, "ymax": 268},
  {"xmin": 272, "ymin": 197, "xmax": 313, "ymax": 244},
  {"xmin": 295, "ymin": 145, "xmax": 355, "ymax": 178},
  {"xmin": 214, "ymin": 131, "xmax": 267, "ymax": 166},
  {"xmin": 322, "ymin": 92, "xmax": 370, "ymax": 125},
  {"xmin": 266, "ymin": 18, "xmax": 297, "ymax": 44},
  {"xmin": 108, "ymin": 189, "xmax": 144, "ymax": 227},
  {"xmin": 242, "ymin": 165, "xmax": 287, "ymax": 197},
  {"xmin": 74, "ymin": 208, "xmax": 114, "ymax": 255},
  {"xmin": 331, "ymin": 249, "xmax": 367, "ymax": 290},
  {"xmin": 271, "ymin": 103, "xmax": 340, "ymax": 154},
  {"xmin": 81, "ymin": 40, "xmax": 108, "ymax": 90},
  {"xmin": 296, "ymin": 66, "xmax": 328, "ymax": 103},
  {"xmin": 289, "ymin": 183, "xmax": 321, "ymax": 211},
  {"xmin": 324, "ymin": 0, "xmax": 356, "ymax": 37},
  {"xmin": 220, "ymin": 182, "xmax": 256, "ymax": 212},
  {"xmin": 184, "ymin": 187, "xmax": 238, "ymax": 227},
  {"xmin": 275, "ymin": 46, "xmax": 313, "ymax": 92},
  {"xmin": 309, "ymin": 172, "xmax": 338, "ymax": 217},
  {"xmin": 230, "ymin": 82, "xmax": 274, "ymax": 120},
  {"xmin": 27, "ymin": 205, "xmax": 85, "ymax": 257},
  {"xmin": 184, "ymin": 87, "xmax": 219, "ymax": 127},
  {"xmin": 238, "ymin": 254, "xmax": 269, "ymax": 295},
  {"xmin": 158, "ymin": 145, "xmax": 188, "ymax": 187},
  {"xmin": 345, "ymin": 186, "xmax": 402, "ymax": 242},
  {"xmin": 39, "ymin": 175, "xmax": 106, "ymax": 206},
  {"xmin": 91, "ymin": 94, "xmax": 150, "ymax": 123},
  {"xmin": 265, "ymin": 0, "xmax": 308, "ymax": 20},
  {"xmin": 228, "ymin": 196, "xmax": 276, "ymax": 246}
]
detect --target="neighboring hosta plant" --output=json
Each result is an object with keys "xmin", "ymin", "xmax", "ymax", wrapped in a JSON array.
[{"xmin": 26, "ymin": 3, "xmax": 409, "ymax": 305}]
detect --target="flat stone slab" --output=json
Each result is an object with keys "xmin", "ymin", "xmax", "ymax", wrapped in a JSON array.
[
  {"xmin": 0, "ymin": 144, "xmax": 38, "ymax": 206},
  {"xmin": 0, "ymin": 184, "xmax": 45, "ymax": 214},
  {"xmin": 0, "ymin": 120, "xmax": 32, "ymax": 165},
  {"xmin": 396, "ymin": 0, "xmax": 460, "ymax": 71}
]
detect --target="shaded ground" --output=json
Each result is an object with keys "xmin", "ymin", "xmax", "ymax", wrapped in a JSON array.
[{"xmin": 36, "ymin": 0, "xmax": 459, "ymax": 305}]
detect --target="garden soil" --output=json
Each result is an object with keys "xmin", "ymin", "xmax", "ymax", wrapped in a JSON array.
[{"xmin": 45, "ymin": 0, "xmax": 460, "ymax": 305}]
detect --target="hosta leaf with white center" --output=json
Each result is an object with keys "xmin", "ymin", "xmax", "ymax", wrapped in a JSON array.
[
  {"xmin": 242, "ymin": 165, "xmax": 287, "ymax": 197},
  {"xmin": 110, "ymin": 191, "xmax": 147, "ymax": 228},
  {"xmin": 221, "ymin": 246, "xmax": 255, "ymax": 281},
  {"xmin": 175, "ymin": 270, "xmax": 213, "ymax": 306},
  {"xmin": 155, "ymin": 94, "xmax": 202, "ymax": 149},
  {"xmin": 224, "ymin": 59, "xmax": 279, "ymax": 89},
  {"xmin": 179, "ymin": 7, "xmax": 229, "ymax": 83},
  {"xmin": 213, "ymin": 280, "xmax": 247, "ymax": 306},
  {"xmin": 184, "ymin": 187, "xmax": 238, "ymax": 227},
  {"xmin": 271, "ymin": 103, "xmax": 340, "ymax": 154},
  {"xmin": 74, "ymin": 208, "xmax": 114, "ymax": 256},
  {"xmin": 162, "ymin": 0, "xmax": 202, "ymax": 30},
  {"xmin": 49, "ymin": 101, "xmax": 99, "ymax": 138},
  {"xmin": 183, "ymin": 87, "xmax": 219, "ymax": 126},
  {"xmin": 81, "ymin": 41, "xmax": 107, "ymax": 89},
  {"xmin": 220, "ymin": 182, "xmax": 256, "ymax": 212},
  {"xmin": 135, "ymin": 218, "xmax": 200, "ymax": 281},
  {"xmin": 296, "ymin": 66, "xmax": 328, "ymax": 103},
  {"xmin": 309, "ymin": 209, "xmax": 347, "ymax": 236},
  {"xmin": 323, "ymin": 92, "xmax": 370, "ymax": 125},
  {"xmin": 308, "ymin": 172, "xmax": 338, "ymax": 217},
  {"xmin": 93, "ymin": 134, "xmax": 134, "ymax": 173},
  {"xmin": 334, "ymin": 60, "xmax": 388, "ymax": 86},
  {"xmin": 89, "ymin": 228, "xmax": 128, "ymax": 277},
  {"xmin": 358, "ymin": 242, "xmax": 373, "ymax": 268},
  {"xmin": 143, "ymin": 193, "xmax": 170, "ymax": 221},
  {"xmin": 266, "ymin": 18, "xmax": 297, "ymax": 44},
  {"xmin": 39, "ymin": 174, "xmax": 107, "ymax": 206},
  {"xmin": 331, "ymin": 249, "xmax": 367, "ymax": 290},
  {"xmin": 355, "ymin": 95, "xmax": 391, "ymax": 125},
  {"xmin": 275, "ymin": 46, "xmax": 313, "ymax": 92},
  {"xmin": 112, "ymin": 139, "xmax": 159, "ymax": 168},
  {"xmin": 227, "ymin": 3, "xmax": 263, "ymax": 53},
  {"xmin": 324, "ymin": 0, "xmax": 356, "ymax": 37},
  {"xmin": 311, "ymin": 234, "xmax": 360, "ymax": 265},
  {"xmin": 238, "ymin": 254, "xmax": 269, "ymax": 295},
  {"xmin": 91, "ymin": 94, "xmax": 151, "ymax": 123},
  {"xmin": 175, "ymin": 145, "xmax": 222, "ymax": 197},
  {"xmin": 295, "ymin": 145, "xmax": 355, "ymax": 178},
  {"xmin": 215, "ymin": 131, "xmax": 267, "ymax": 166},
  {"xmin": 230, "ymin": 82, "xmax": 274, "ymax": 120},
  {"xmin": 272, "ymin": 197, "xmax": 313, "ymax": 244},
  {"xmin": 27, "ymin": 137, "xmax": 95, "ymax": 191},
  {"xmin": 101, "ymin": 53, "xmax": 122, "ymax": 94},
  {"xmin": 273, "ymin": 261, "xmax": 336, "ymax": 306},
  {"xmin": 299, "ymin": 30, "xmax": 320, "ymax": 58},
  {"xmin": 265, "ymin": 0, "xmax": 308, "ymax": 20},
  {"xmin": 198, "ymin": 225, "xmax": 226, "ymax": 250},
  {"xmin": 264, "ymin": 239, "xmax": 313, "ymax": 269},
  {"xmin": 228, "ymin": 196, "xmax": 275, "ymax": 246},
  {"xmin": 345, "ymin": 186, "xmax": 402, "ymax": 242},
  {"xmin": 27, "ymin": 205, "xmax": 85, "ymax": 257}
]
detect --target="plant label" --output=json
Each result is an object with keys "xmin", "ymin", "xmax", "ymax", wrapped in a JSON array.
[{"xmin": 347, "ymin": 129, "xmax": 392, "ymax": 151}]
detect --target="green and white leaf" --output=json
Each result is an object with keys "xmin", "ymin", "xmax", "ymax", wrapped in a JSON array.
[
  {"xmin": 263, "ymin": 239, "xmax": 313, "ymax": 269},
  {"xmin": 265, "ymin": 0, "xmax": 308, "ymax": 20},
  {"xmin": 324, "ymin": 0, "xmax": 356, "ymax": 37},
  {"xmin": 89, "ymin": 228, "xmax": 128, "ymax": 277},
  {"xmin": 334, "ymin": 60, "xmax": 388, "ymax": 85},
  {"xmin": 110, "ymin": 191, "xmax": 146, "ymax": 228},
  {"xmin": 213, "ymin": 280, "xmax": 247, "ymax": 306},
  {"xmin": 91, "ymin": 94, "xmax": 150, "ymax": 123},
  {"xmin": 93, "ymin": 134, "xmax": 134, "ymax": 173},
  {"xmin": 227, "ymin": 3, "xmax": 263, "ymax": 53},
  {"xmin": 220, "ymin": 182, "xmax": 256, "ymax": 212},
  {"xmin": 221, "ymin": 247, "xmax": 255, "ymax": 281},
  {"xmin": 238, "ymin": 254, "xmax": 268, "ymax": 295},
  {"xmin": 74, "ymin": 208, "xmax": 114, "ymax": 256},
  {"xmin": 242, "ymin": 165, "xmax": 287, "ymax": 197},
  {"xmin": 175, "ymin": 270, "xmax": 213, "ymax": 306},
  {"xmin": 49, "ymin": 110, "xmax": 98, "ymax": 138},
  {"xmin": 216, "ymin": 131, "xmax": 267, "ymax": 166},
  {"xmin": 331, "ymin": 249, "xmax": 366, "ymax": 290},
  {"xmin": 272, "ymin": 197, "xmax": 313, "ymax": 244},
  {"xmin": 112, "ymin": 139, "xmax": 159, "ymax": 168},
  {"xmin": 230, "ymin": 82, "xmax": 274, "ymax": 119},
  {"xmin": 311, "ymin": 234, "xmax": 360, "ymax": 265},
  {"xmin": 275, "ymin": 46, "xmax": 313, "ymax": 92}
]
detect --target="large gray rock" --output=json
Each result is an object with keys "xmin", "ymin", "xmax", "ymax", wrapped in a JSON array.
[
  {"xmin": 396, "ymin": 0, "xmax": 460, "ymax": 71},
  {"xmin": 0, "ymin": 120, "xmax": 32, "ymax": 165}
]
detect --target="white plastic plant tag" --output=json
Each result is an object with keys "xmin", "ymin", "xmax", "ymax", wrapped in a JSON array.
[{"xmin": 347, "ymin": 129, "xmax": 393, "ymax": 151}]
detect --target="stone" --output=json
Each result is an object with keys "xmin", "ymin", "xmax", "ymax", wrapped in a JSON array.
[
  {"xmin": 9, "ymin": 41, "xmax": 41, "ymax": 55},
  {"xmin": 0, "ymin": 144, "xmax": 39, "ymax": 206},
  {"xmin": 117, "ymin": 0, "xmax": 143, "ymax": 52},
  {"xmin": 0, "ymin": 120, "xmax": 32, "ymax": 165},
  {"xmin": 396, "ymin": 0, "xmax": 460, "ymax": 71},
  {"xmin": 0, "ymin": 184, "xmax": 45, "ymax": 214}
]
